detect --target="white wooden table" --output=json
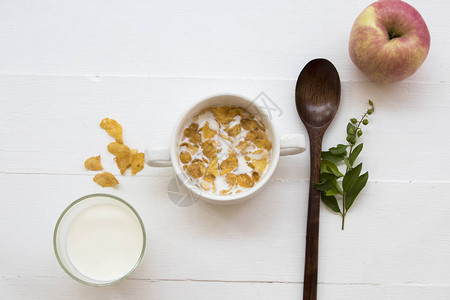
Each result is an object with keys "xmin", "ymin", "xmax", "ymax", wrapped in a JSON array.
[{"xmin": 1, "ymin": 0, "xmax": 449, "ymax": 299}]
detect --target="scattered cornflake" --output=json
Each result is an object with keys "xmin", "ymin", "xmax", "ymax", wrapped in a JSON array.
[
  {"xmin": 100, "ymin": 118, "xmax": 123, "ymax": 144},
  {"xmin": 107, "ymin": 142, "xmax": 131, "ymax": 156},
  {"xmin": 84, "ymin": 155, "xmax": 103, "ymax": 171},
  {"xmin": 93, "ymin": 172, "xmax": 119, "ymax": 187},
  {"xmin": 114, "ymin": 152, "xmax": 132, "ymax": 175},
  {"xmin": 85, "ymin": 118, "xmax": 146, "ymax": 187},
  {"xmin": 131, "ymin": 152, "xmax": 145, "ymax": 175}
]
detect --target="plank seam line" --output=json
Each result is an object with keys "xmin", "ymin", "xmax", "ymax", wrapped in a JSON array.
[
  {"xmin": 0, "ymin": 72, "xmax": 445, "ymax": 85},
  {"xmin": 0, "ymin": 171, "xmax": 449, "ymax": 184},
  {"xmin": 2, "ymin": 276, "xmax": 449, "ymax": 287}
]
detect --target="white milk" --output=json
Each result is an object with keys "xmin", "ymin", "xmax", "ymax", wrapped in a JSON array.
[{"xmin": 66, "ymin": 203, "xmax": 144, "ymax": 282}]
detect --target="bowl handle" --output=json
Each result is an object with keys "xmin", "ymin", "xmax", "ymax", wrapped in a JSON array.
[
  {"xmin": 280, "ymin": 134, "xmax": 306, "ymax": 156},
  {"xmin": 145, "ymin": 147, "xmax": 172, "ymax": 167}
]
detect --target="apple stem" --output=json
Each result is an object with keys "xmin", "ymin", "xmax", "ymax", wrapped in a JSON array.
[{"xmin": 388, "ymin": 28, "xmax": 402, "ymax": 40}]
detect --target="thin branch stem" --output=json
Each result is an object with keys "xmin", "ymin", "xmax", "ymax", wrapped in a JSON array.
[
  {"xmin": 342, "ymin": 212, "xmax": 346, "ymax": 230},
  {"xmin": 341, "ymin": 111, "xmax": 369, "ymax": 229}
]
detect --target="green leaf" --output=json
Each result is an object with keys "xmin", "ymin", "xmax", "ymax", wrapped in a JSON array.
[
  {"xmin": 321, "ymin": 160, "xmax": 344, "ymax": 178},
  {"xmin": 325, "ymin": 189, "xmax": 341, "ymax": 196},
  {"xmin": 345, "ymin": 171, "xmax": 369, "ymax": 211},
  {"xmin": 342, "ymin": 163, "xmax": 362, "ymax": 192},
  {"xmin": 321, "ymin": 193, "xmax": 341, "ymax": 213},
  {"xmin": 314, "ymin": 172, "xmax": 343, "ymax": 196},
  {"xmin": 320, "ymin": 172, "xmax": 338, "ymax": 182},
  {"xmin": 344, "ymin": 157, "xmax": 352, "ymax": 169},
  {"xmin": 349, "ymin": 143, "xmax": 363, "ymax": 166},
  {"xmin": 322, "ymin": 151, "xmax": 345, "ymax": 163},
  {"xmin": 350, "ymin": 118, "xmax": 357, "ymax": 124},
  {"xmin": 369, "ymin": 99, "xmax": 374, "ymax": 106},
  {"xmin": 313, "ymin": 179, "xmax": 342, "ymax": 195},
  {"xmin": 329, "ymin": 144, "xmax": 349, "ymax": 155},
  {"xmin": 347, "ymin": 123, "xmax": 356, "ymax": 135}
]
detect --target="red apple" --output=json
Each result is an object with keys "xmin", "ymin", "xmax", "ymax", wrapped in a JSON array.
[{"xmin": 349, "ymin": 0, "xmax": 430, "ymax": 83}]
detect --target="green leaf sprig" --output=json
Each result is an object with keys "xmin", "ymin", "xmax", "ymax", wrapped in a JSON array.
[{"xmin": 313, "ymin": 100, "xmax": 375, "ymax": 230}]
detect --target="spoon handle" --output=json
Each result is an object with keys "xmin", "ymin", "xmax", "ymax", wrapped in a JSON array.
[{"xmin": 303, "ymin": 132, "xmax": 323, "ymax": 300}]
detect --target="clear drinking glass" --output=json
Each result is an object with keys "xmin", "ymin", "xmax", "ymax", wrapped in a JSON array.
[{"xmin": 53, "ymin": 194, "xmax": 146, "ymax": 286}]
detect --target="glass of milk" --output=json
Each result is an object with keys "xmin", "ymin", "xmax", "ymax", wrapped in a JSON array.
[{"xmin": 53, "ymin": 194, "xmax": 146, "ymax": 286}]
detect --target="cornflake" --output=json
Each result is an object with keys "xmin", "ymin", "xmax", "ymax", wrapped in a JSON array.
[
  {"xmin": 204, "ymin": 173, "xmax": 216, "ymax": 183},
  {"xmin": 86, "ymin": 118, "xmax": 145, "ymax": 187},
  {"xmin": 241, "ymin": 118, "xmax": 258, "ymax": 131},
  {"xmin": 180, "ymin": 142, "xmax": 199, "ymax": 156},
  {"xmin": 206, "ymin": 156, "xmax": 219, "ymax": 176},
  {"xmin": 252, "ymin": 158, "xmax": 267, "ymax": 173},
  {"xmin": 237, "ymin": 174, "xmax": 254, "ymax": 188},
  {"xmin": 131, "ymin": 152, "xmax": 145, "ymax": 175},
  {"xmin": 115, "ymin": 152, "xmax": 131, "ymax": 175},
  {"xmin": 226, "ymin": 124, "xmax": 241, "ymax": 137},
  {"xmin": 252, "ymin": 171, "xmax": 260, "ymax": 182},
  {"xmin": 212, "ymin": 106, "xmax": 242, "ymax": 124},
  {"xmin": 201, "ymin": 140, "xmax": 216, "ymax": 159},
  {"xmin": 93, "ymin": 172, "xmax": 119, "ymax": 187},
  {"xmin": 184, "ymin": 123, "xmax": 202, "ymax": 144},
  {"xmin": 220, "ymin": 153, "xmax": 238, "ymax": 175},
  {"xmin": 226, "ymin": 173, "xmax": 237, "ymax": 186},
  {"xmin": 108, "ymin": 142, "xmax": 131, "ymax": 156},
  {"xmin": 180, "ymin": 151, "xmax": 192, "ymax": 164},
  {"xmin": 254, "ymin": 139, "xmax": 272, "ymax": 151},
  {"xmin": 187, "ymin": 161, "xmax": 205, "ymax": 178},
  {"xmin": 100, "ymin": 118, "xmax": 123, "ymax": 144},
  {"xmin": 201, "ymin": 180, "xmax": 213, "ymax": 191},
  {"xmin": 201, "ymin": 122, "xmax": 217, "ymax": 139},
  {"xmin": 84, "ymin": 155, "xmax": 103, "ymax": 171}
]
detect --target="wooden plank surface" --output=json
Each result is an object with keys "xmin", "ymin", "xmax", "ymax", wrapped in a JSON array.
[
  {"xmin": 3, "ymin": 277, "xmax": 450, "ymax": 300},
  {"xmin": 0, "ymin": 0, "xmax": 447, "ymax": 83},
  {"xmin": 1, "ymin": 0, "xmax": 449, "ymax": 299}
]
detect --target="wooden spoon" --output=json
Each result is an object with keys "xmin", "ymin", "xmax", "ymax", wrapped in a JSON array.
[{"xmin": 295, "ymin": 58, "xmax": 341, "ymax": 300}]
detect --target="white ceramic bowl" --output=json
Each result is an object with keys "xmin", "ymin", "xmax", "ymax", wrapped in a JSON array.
[{"xmin": 145, "ymin": 94, "xmax": 306, "ymax": 205}]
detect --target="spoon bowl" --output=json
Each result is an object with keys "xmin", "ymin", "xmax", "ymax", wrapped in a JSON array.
[
  {"xmin": 295, "ymin": 58, "xmax": 341, "ymax": 300},
  {"xmin": 296, "ymin": 59, "xmax": 341, "ymax": 128}
]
